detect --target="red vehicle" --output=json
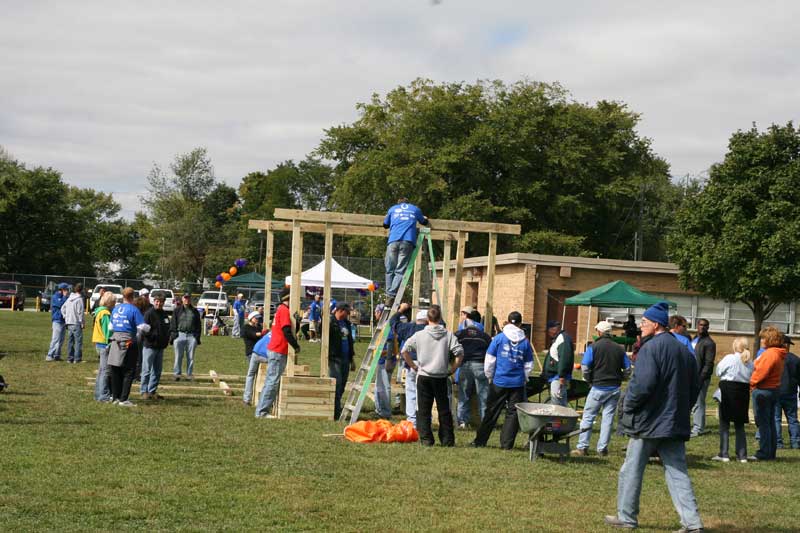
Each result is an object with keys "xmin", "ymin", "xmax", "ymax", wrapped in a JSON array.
[{"xmin": 0, "ymin": 281, "xmax": 25, "ymax": 310}]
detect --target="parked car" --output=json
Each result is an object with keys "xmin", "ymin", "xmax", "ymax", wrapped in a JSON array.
[
  {"xmin": 0, "ymin": 281, "xmax": 25, "ymax": 311},
  {"xmin": 150, "ymin": 289, "xmax": 177, "ymax": 313},
  {"xmin": 89, "ymin": 284, "xmax": 123, "ymax": 311},
  {"xmin": 196, "ymin": 290, "xmax": 230, "ymax": 316},
  {"xmin": 248, "ymin": 289, "xmax": 280, "ymax": 317},
  {"xmin": 39, "ymin": 288, "xmax": 53, "ymax": 312}
]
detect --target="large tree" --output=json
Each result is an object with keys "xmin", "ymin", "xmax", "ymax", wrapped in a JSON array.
[
  {"xmin": 316, "ymin": 79, "xmax": 676, "ymax": 259},
  {"xmin": 667, "ymin": 123, "xmax": 800, "ymax": 349}
]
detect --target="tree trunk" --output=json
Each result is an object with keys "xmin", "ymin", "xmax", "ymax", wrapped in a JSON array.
[{"xmin": 752, "ymin": 315, "xmax": 764, "ymax": 354}]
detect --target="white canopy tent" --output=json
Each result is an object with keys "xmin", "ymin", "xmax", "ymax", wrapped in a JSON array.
[{"xmin": 284, "ymin": 258, "xmax": 372, "ymax": 289}]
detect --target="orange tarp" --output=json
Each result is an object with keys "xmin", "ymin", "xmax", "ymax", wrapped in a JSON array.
[{"xmin": 344, "ymin": 419, "xmax": 419, "ymax": 443}]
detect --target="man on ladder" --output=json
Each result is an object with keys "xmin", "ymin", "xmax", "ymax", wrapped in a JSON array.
[{"xmin": 383, "ymin": 197, "xmax": 428, "ymax": 302}]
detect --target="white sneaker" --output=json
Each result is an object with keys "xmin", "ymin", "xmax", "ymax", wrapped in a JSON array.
[
  {"xmin": 458, "ymin": 423, "xmax": 467, "ymax": 429},
  {"xmin": 118, "ymin": 400, "xmax": 136, "ymax": 407},
  {"xmin": 739, "ymin": 458, "xmax": 748, "ymax": 463},
  {"xmin": 711, "ymin": 455, "xmax": 730, "ymax": 462}
]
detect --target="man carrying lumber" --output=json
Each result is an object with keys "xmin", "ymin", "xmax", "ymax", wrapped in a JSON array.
[
  {"xmin": 401, "ymin": 305, "xmax": 463, "ymax": 446},
  {"xmin": 255, "ymin": 287, "xmax": 300, "ymax": 419},
  {"xmin": 383, "ymin": 197, "xmax": 428, "ymax": 301}
]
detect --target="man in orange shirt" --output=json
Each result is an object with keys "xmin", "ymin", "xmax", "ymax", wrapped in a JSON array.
[{"xmin": 749, "ymin": 326, "xmax": 787, "ymax": 461}]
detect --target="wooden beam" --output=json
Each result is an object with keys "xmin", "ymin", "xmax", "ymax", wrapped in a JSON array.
[
  {"xmin": 451, "ymin": 232, "xmax": 466, "ymax": 329},
  {"xmin": 288, "ymin": 221, "xmax": 303, "ymax": 377},
  {"xmin": 442, "ymin": 239, "xmax": 451, "ymax": 328},
  {"xmin": 320, "ymin": 223, "xmax": 333, "ymax": 378},
  {"xmin": 484, "ymin": 232, "xmax": 497, "ymax": 333},
  {"xmin": 247, "ymin": 219, "xmax": 465, "ymax": 242},
  {"xmin": 271, "ymin": 208, "xmax": 520, "ymax": 235},
  {"xmin": 263, "ymin": 229, "xmax": 274, "ymax": 327},
  {"xmin": 412, "ymin": 241, "xmax": 423, "ymax": 317}
]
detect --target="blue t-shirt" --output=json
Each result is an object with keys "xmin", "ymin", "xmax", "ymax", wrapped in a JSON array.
[
  {"xmin": 384, "ymin": 203, "xmax": 426, "ymax": 244},
  {"xmin": 672, "ymin": 332, "xmax": 695, "ymax": 357},
  {"xmin": 756, "ymin": 347, "xmax": 766, "ymax": 359},
  {"xmin": 309, "ymin": 300, "xmax": 321, "ymax": 321},
  {"xmin": 487, "ymin": 332, "xmax": 534, "ymax": 388},
  {"xmin": 581, "ymin": 344, "xmax": 632, "ymax": 391},
  {"xmin": 329, "ymin": 298, "xmax": 337, "ymax": 312},
  {"xmin": 233, "ymin": 300, "xmax": 245, "ymax": 318},
  {"xmin": 253, "ymin": 332, "xmax": 272, "ymax": 356},
  {"xmin": 110, "ymin": 302, "xmax": 145, "ymax": 335}
]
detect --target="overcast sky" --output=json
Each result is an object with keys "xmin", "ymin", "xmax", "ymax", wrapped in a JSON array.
[{"xmin": 2, "ymin": 1, "xmax": 798, "ymax": 218}]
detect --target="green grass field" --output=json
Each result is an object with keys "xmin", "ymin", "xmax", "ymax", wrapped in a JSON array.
[{"xmin": 1, "ymin": 312, "xmax": 798, "ymax": 532}]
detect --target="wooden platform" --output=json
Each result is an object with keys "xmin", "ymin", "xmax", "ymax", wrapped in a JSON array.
[{"xmin": 277, "ymin": 376, "xmax": 336, "ymax": 420}]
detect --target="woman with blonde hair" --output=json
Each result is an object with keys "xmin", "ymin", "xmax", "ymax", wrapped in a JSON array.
[
  {"xmin": 750, "ymin": 326, "xmax": 788, "ymax": 460},
  {"xmin": 92, "ymin": 291, "xmax": 117, "ymax": 402},
  {"xmin": 713, "ymin": 337, "xmax": 754, "ymax": 462}
]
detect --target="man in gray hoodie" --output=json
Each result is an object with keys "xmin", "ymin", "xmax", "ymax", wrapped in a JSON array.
[
  {"xmin": 62, "ymin": 283, "xmax": 86, "ymax": 363},
  {"xmin": 401, "ymin": 305, "xmax": 464, "ymax": 446}
]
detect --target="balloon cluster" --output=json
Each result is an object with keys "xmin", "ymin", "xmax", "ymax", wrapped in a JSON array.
[{"xmin": 215, "ymin": 258, "xmax": 248, "ymax": 288}]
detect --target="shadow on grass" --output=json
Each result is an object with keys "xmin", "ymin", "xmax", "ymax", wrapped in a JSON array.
[
  {"xmin": 1, "ymin": 418, "xmax": 92, "ymax": 426},
  {"xmin": 705, "ymin": 526, "xmax": 799, "ymax": 533}
]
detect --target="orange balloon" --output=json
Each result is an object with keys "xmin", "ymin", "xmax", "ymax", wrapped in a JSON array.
[
  {"xmin": 215, "ymin": 281, "xmax": 222, "ymax": 288},
  {"xmin": 229, "ymin": 266, "xmax": 238, "ymax": 276},
  {"xmin": 221, "ymin": 272, "xmax": 231, "ymax": 281},
  {"xmin": 367, "ymin": 283, "xmax": 375, "ymax": 292}
]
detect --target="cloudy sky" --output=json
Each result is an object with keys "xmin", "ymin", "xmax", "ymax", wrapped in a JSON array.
[{"xmin": 2, "ymin": 1, "xmax": 798, "ymax": 218}]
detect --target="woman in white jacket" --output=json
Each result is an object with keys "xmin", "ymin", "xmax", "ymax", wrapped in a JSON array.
[{"xmin": 713, "ymin": 337, "xmax": 754, "ymax": 463}]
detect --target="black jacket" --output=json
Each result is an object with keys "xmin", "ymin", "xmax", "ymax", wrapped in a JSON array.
[
  {"xmin": 170, "ymin": 304, "xmax": 202, "ymax": 344},
  {"xmin": 584, "ymin": 334, "xmax": 627, "ymax": 388},
  {"xmin": 328, "ymin": 314, "xmax": 355, "ymax": 363},
  {"xmin": 621, "ymin": 332, "xmax": 699, "ymax": 440},
  {"xmin": 242, "ymin": 322, "xmax": 263, "ymax": 357},
  {"xmin": 143, "ymin": 307, "xmax": 171, "ymax": 349},
  {"xmin": 455, "ymin": 325, "xmax": 492, "ymax": 363},
  {"xmin": 694, "ymin": 334, "xmax": 716, "ymax": 382},
  {"xmin": 779, "ymin": 352, "xmax": 800, "ymax": 397}
]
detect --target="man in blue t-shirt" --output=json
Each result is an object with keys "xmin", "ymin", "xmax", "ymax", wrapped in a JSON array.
[
  {"xmin": 232, "ymin": 294, "xmax": 246, "ymax": 338},
  {"xmin": 45, "ymin": 283, "xmax": 70, "ymax": 361},
  {"xmin": 308, "ymin": 294, "xmax": 322, "ymax": 343},
  {"xmin": 382, "ymin": 198, "xmax": 428, "ymax": 300},
  {"xmin": 471, "ymin": 311, "xmax": 534, "ymax": 450}
]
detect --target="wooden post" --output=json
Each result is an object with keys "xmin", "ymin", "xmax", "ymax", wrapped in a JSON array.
[
  {"xmin": 288, "ymin": 221, "xmax": 303, "ymax": 377},
  {"xmin": 320, "ymin": 223, "xmax": 333, "ymax": 378},
  {"xmin": 442, "ymin": 239, "xmax": 451, "ymax": 328},
  {"xmin": 263, "ymin": 229, "xmax": 274, "ymax": 327},
  {"xmin": 484, "ymin": 232, "xmax": 497, "ymax": 332},
  {"xmin": 451, "ymin": 231, "xmax": 466, "ymax": 329},
  {"xmin": 411, "ymin": 241, "xmax": 423, "ymax": 315}
]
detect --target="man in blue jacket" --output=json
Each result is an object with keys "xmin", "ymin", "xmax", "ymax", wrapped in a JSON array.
[
  {"xmin": 605, "ymin": 301, "xmax": 703, "ymax": 532},
  {"xmin": 383, "ymin": 198, "xmax": 428, "ymax": 300},
  {"xmin": 45, "ymin": 283, "xmax": 70, "ymax": 361},
  {"xmin": 471, "ymin": 311, "xmax": 534, "ymax": 450}
]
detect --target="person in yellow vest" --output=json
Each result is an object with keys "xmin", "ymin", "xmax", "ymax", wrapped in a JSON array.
[{"xmin": 92, "ymin": 291, "xmax": 116, "ymax": 402}]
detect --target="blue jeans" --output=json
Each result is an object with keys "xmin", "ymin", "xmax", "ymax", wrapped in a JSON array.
[
  {"xmin": 775, "ymin": 393, "xmax": 800, "ymax": 448},
  {"xmin": 753, "ymin": 388, "xmax": 779, "ymax": 459},
  {"xmin": 384, "ymin": 240, "xmax": 415, "ymax": 297},
  {"xmin": 140, "ymin": 347, "xmax": 164, "ymax": 394},
  {"xmin": 255, "ymin": 351, "xmax": 288, "ymax": 417},
  {"xmin": 691, "ymin": 378, "xmax": 710, "ymax": 435},
  {"xmin": 374, "ymin": 361, "xmax": 392, "ymax": 418},
  {"xmin": 66, "ymin": 324, "xmax": 83, "ymax": 362},
  {"xmin": 46, "ymin": 321, "xmax": 66, "ymax": 360},
  {"xmin": 577, "ymin": 387, "xmax": 621, "ymax": 451},
  {"xmin": 616, "ymin": 437, "xmax": 703, "ymax": 530},
  {"xmin": 457, "ymin": 360, "xmax": 489, "ymax": 425},
  {"xmin": 405, "ymin": 367, "xmax": 417, "ymax": 426},
  {"xmin": 94, "ymin": 345, "xmax": 110, "ymax": 401},
  {"xmin": 243, "ymin": 353, "xmax": 268, "ymax": 404},
  {"xmin": 329, "ymin": 357, "xmax": 351, "ymax": 420},
  {"xmin": 173, "ymin": 333, "xmax": 197, "ymax": 377}
]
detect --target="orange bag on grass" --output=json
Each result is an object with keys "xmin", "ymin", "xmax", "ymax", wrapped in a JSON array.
[{"xmin": 344, "ymin": 419, "xmax": 418, "ymax": 444}]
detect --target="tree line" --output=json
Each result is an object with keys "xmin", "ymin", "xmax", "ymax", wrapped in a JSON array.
[{"xmin": 2, "ymin": 79, "xmax": 799, "ymax": 342}]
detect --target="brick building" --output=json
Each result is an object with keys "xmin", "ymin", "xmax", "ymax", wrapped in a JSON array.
[{"xmin": 438, "ymin": 252, "xmax": 798, "ymax": 356}]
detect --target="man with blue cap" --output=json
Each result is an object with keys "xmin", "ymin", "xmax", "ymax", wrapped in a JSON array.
[
  {"xmin": 45, "ymin": 283, "xmax": 71, "ymax": 361},
  {"xmin": 604, "ymin": 301, "xmax": 703, "ymax": 532}
]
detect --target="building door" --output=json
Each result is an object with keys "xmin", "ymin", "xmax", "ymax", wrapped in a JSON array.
[{"xmin": 546, "ymin": 290, "xmax": 579, "ymax": 347}]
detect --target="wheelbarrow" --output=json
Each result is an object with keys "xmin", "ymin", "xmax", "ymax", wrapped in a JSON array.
[{"xmin": 516, "ymin": 402, "xmax": 582, "ymax": 462}]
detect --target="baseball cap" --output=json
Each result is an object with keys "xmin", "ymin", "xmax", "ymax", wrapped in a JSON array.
[
  {"xmin": 595, "ymin": 320, "xmax": 613, "ymax": 334},
  {"xmin": 57, "ymin": 282, "xmax": 69, "ymax": 289},
  {"xmin": 279, "ymin": 287, "xmax": 291, "ymax": 301},
  {"xmin": 416, "ymin": 309, "xmax": 429, "ymax": 321},
  {"xmin": 507, "ymin": 311, "xmax": 522, "ymax": 325},
  {"xmin": 247, "ymin": 311, "xmax": 261, "ymax": 321},
  {"xmin": 461, "ymin": 306, "xmax": 475, "ymax": 314},
  {"xmin": 546, "ymin": 320, "xmax": 561, "ymax": 329},
  {"xmin": 139, "ymin": 288, "xmax": 150, "ymax": 296}
]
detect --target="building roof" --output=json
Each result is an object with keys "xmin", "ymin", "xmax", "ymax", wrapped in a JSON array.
[{"xmin": 439, "ymin": 252, "xmax": 680, "ymax": 275}]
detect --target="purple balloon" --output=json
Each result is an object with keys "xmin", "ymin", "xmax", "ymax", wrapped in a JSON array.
[
  {"xmin": 216, "ymin": 274, "xmax": 224, "ymax": 282},
  {"xmin": 235, "ymin": 258, "xmax": 248, "ymax": 269}
]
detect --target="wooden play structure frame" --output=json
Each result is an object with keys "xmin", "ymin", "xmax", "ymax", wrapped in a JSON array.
[{"xmin": 247, "ymin": 208, "xmax": 520, "ymax": 420}]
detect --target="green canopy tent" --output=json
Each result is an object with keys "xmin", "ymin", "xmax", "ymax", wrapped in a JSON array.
[
  {"xmin": 564, "ymin": 280, "xmax": 676, "ymax": 347},
  {"xmin": 227, "ymin": 271, "xmax": 284, "ymax": 289}
]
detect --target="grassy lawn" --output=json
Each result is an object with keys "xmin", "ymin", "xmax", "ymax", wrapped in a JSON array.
[{"xmin": 1, "ymin": 312, "xmax": 798, "ymax": 532}]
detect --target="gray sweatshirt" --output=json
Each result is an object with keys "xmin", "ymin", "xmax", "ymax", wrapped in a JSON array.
[
  {"xmin": 61, "ymin": 292, "xmax": 85, "ymax": 327},
  {"xmin": 403, "ymin": 324, "xmax": 464, "ymax": 378}
]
